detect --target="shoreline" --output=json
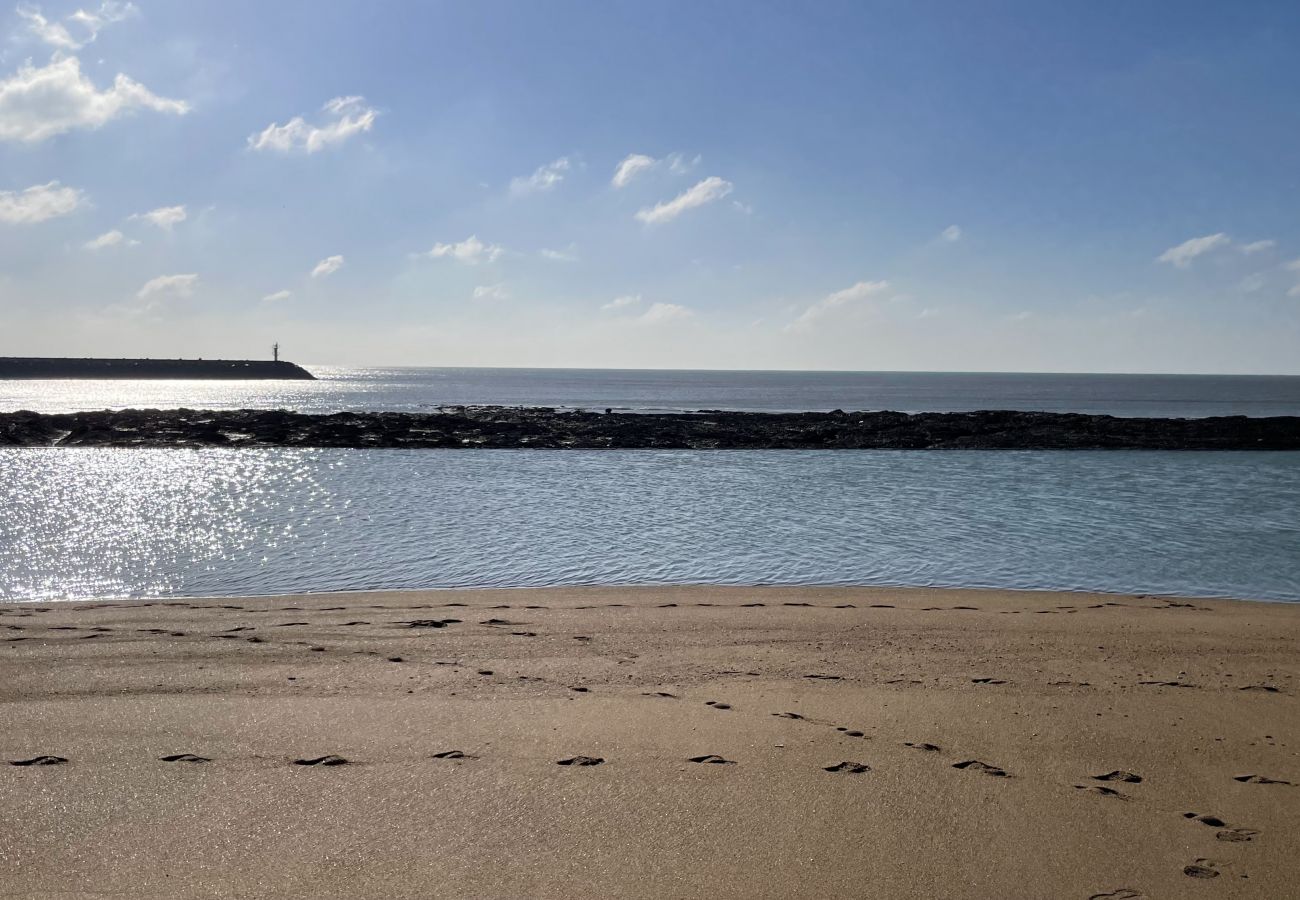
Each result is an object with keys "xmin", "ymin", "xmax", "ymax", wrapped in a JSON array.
[
  {"xmin": 3, "ymin": 584, "xmax": 1297, "ymax": 898},
  {"xmin": 6, "ymin": 582, "xmax": 1295, "ymax": 608}
]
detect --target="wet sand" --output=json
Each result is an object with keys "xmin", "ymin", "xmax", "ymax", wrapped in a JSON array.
[{"xmin": 1, "ymin": 585, "xmax": 1297, "ymax": 899}]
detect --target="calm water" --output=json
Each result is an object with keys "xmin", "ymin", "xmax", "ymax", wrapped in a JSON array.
[
  {"xmin": 4, "ymin": 368, "xmax": 1300, "ymax": 417},
  {"xmin": 2, "ymin": 449, "xmax": 1297, "ymax": 603}
]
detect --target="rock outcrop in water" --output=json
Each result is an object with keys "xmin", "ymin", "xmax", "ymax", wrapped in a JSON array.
[{"xmin": 2, "ymin": 407, "xmax": 1298, "ymax": 449}]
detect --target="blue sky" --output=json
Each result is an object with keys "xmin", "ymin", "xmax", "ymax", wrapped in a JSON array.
[{"xmin": 2, "ymin": 0, "xmax": 1299, "ymax": 372}]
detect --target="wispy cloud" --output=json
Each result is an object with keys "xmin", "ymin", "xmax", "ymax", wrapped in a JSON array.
[
  {"xmin": 601, "ymin": 294, "xmax": 641, "ymax": 311},
  {"xmin": 0, "ymin": 55, "xmax": 188, "ymax": 143},
  {"xmin": 540, "ymin": 246, "xmax": 578, "ymax": 262},
  {"xmin": 472, "ymin": 283, "xmax": 509, "ymax": 301},
  {"xmin": 310, "ymin": 255, "xmax": 345, "ymax": 278},
  {"xmin": 940, "ymin": 224, "xmax": 962, "ymax": 242},
  {"xmin": 130, "ymin": 204, "xmax": 186, "ymax": 230},
  {"xmin": 634, "ymin": 176, "xmax": 734, "ymax": 225},
  {"xmin": 787, "ymin": 280, "xmax": 890, "ymax": 332},
  {"xmin": 137, "ymin": 273, "xmax": 197, "ymax": 299},
  {"xmin": 17, "ymin": 1, "xmax": 137, "ymax": 50},
  {"xmin": 248, "ymin": 96, "xmax": 377, "ymax": 154},
  {"xmin": 262, "ymin": 289, "xmax": 292, "ymax": 302},
  {"xmin": 612, "ymin": 152, "xmax": 700, "ymax": 188},
  {"xmin": 84, "ymin": 228, "xmax": 136, "ymax": 250},
  {"xmin": 636, "ymin": 302, "xmax": 692, "ymax": 324},
  {"xmin": 1156, "ymin": 233, "xmax": 1230, "ymax": 268},
  {"xmin": 0, "ymin": 180, "xmax": 83, "ymax": 223},
  {"xmin": 611, "ymin": 153, "xmax": 656, "ymax": 188},
  {"xmin": 510, "ymin": 157, "xmax": 570, "ymax": 195},
  {"xmin": 419, "ymin": 235, "xmax": 503, "ymax": 264},
  {"xmin": 1239, "ymin": 239, "xmax": 1275, "ymax": 255}
]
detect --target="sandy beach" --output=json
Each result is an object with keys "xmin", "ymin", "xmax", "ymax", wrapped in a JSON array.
[{"xmin": 1, "ymin": 585, "xmax": 1297, "ymax": 899}]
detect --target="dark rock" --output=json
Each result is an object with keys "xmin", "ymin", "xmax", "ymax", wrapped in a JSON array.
[{"xmin": 1, "ymin": 407, "xmax": 1297, "ymax": 450}]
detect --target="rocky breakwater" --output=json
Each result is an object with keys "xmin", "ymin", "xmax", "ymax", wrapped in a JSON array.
[{"xmin": 2, "ymin": 407, "xmax": 1299, "ymax": 449}]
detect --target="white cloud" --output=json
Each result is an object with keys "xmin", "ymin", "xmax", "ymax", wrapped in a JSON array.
[
  {"xmin": 420, "ymin": 235, "xmax": 503, "ymax": 264},
  {"xmin": 634, "ymin": 176, "xmax": 734, "ymax": 225},
  {"xmin": 611, "ymin": 153, "xmax": 655, "ymax": 188},
  {"xmin": 940, "ymin": 224, "xmax": 962, "ymax": 242},
  {"xmin": 248, "ymin": 95, "xmax": 377, "ymax": 154},
  {"xmin": 261, "ymin": 289, "xmax": 292, "ymax": 302},
  {"xmin": 601, "ymin": 294, "xmax": 641, "ymax": 311},
  {"xmin": 0, "ymin": 180, "xmax": 82, "ymax": 223},
  {"xmin": 472, "ymin": 283, "xmax": 509, "ymax": 301},
  {"xmin": 787, "ymin": 280, "xmax": 890, "ymax": 331},
  {"xmin": 1289, "ymin": 284, "xmax": 1300, "ymax": 298},
  {"xmin": 612, "ymin": 152, "xmax": 698, "ymax": 188},
  {"xmin": 84, "ymin": 228, "xmax": 136, "ymax": 249},
  {"xmin": 1156, "ymin": 233, "xmax": 1230, "ymax": 268},
  {"xmin": 510, "ymin": 157, "xmax": 570, "ymax": 195},
  {"xmin": 17, "ymin": 2, "xmax": 136, "ymax": 50},
  {"xmin": 1239, "ymin": 239, "xmax": 1275, "ymax": 255},
  {"xmin": 1283, "ymin": 258, "xmax": 1300, "ymax": 272},
  {"xmin": 637, "ymin": 302, "xmax": 692, "ymax": 324},
  {"xmin": 0, "ymin": 54, "xmax": 188, "ymax": 143},
  {"xmin": 311, "ymin": 255, "xmax": 344, "ymax": 278},
  {"xmin": 1239, "ymin": 273, "xmax": 1266, "ymax": 294},
  {"xmin": 130, "ymin": 204, "xmax": 186, "ymax": 230},
  {"xmin": 137, "ymin": 273, "xmax": 197, "ymax": 299},
  {"xmin": 540, "ymin": 246, "xmax": 577, "ymax": 262}
]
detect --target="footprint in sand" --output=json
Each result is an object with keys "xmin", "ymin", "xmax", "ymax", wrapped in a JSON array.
[
  {"xmin": 772, "ymin": 712, "xmax": 806, "ymax": 720},
  {"xmin": 705, "ymin": 701, "xmax": 732, "ymax": 710},
  {"xmin": 971, "ymin": 677, "xmax": 1007, "ymax": 685},
  {"xmin": 405, "ymin": 619, "xmax": 461, "ymax": 629},
  {"xmin": 824, "ymin": 761, "xmax": 871, "ymax": 774},
  {"xmin": 1234, "ymin": 774, "xmax": 1292, "ymax": 785},
  {"xmin": 294, "ymin": 755, "xmax": 349, "ymax": 766},
  {"xmin": 1138, "ymin": 680, "xmax": 1195, "ymax": 688},
  {"xmin": 1074, "ymin": 784, "xmax": 1129, "ymax": 800},
  {"xmin": 1183, "ymin": 859, "xmax": 1221, "ymax": 879},
  {"xmin": 688, "ymin": 755, "xmax": 736, "ymax": 765},
  {"xmin": 1239, "ymin": 684, "xmax": 1281, "ymax": 693},
  {"xmin": 1183, "ymin": 813, "xmax": 1259, "ymax": 842},
  {"xmin": 834, "ymin": 726, "xmax": 866, "ymax": 737},
  {"xmin": 160, "ymin": 753, "xmax": 210, "ymax": 763},
  {"xmin": 557, "ymin": 756, "xmax": 604, "ymax": 766},
  {"xmin": 571, "ymin": 686, "xmax": 590, "ymax": 693},
  {"xmin": 953, "ymin": 760, "xmax": 1010, "ymax": 777},
  {"xmin": 1089, "ymin": 890, "xmax": 1144, "ymax": 899},
  {"xmin": 804, "ymin": 674, "xmax": 842, "ymax": 681},
  {"xmin": 904, "ymin": 742, "xmax": 940, "ymax": 752},
  {"xmin": 1093, "ymin": 770, "xmax": 1142, "ymax": 783},
  {"xmin": 10, "ymin": 755, "xmax": 67, "ymax": 766},
  {"xmin": 432, "ymin": 750, "xmax": 477, "ymax": 760},
  {"xmin": 479, "ymin": 618, "xmax": 519, "ymax": 626},
  {"xmin": 642, "ymin": 691, "xmax": 678, "ymax": 698},
  {"xmin": 739, "ymin": 602, "xmax": 765, "ymax": 607}
]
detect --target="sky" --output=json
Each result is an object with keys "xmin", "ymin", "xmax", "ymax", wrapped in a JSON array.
[{"xmin": 2, "ymin": 0, "xmax": 1299, "ymax": 373}]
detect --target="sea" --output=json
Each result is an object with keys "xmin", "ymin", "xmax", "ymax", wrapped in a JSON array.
[{"xmin": 2, "ymin": 367, "xmax": 1299, "ymax": 604}]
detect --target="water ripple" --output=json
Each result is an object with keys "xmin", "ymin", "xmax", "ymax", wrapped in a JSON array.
[{"xmin": 1, "ymin": 449, "xmax": 1298, "ymax": 603}]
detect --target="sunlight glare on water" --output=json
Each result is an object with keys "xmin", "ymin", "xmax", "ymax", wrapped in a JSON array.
[{"xmin": 1, "ymin": 448, "xmax": 1298, "ymax": 603}]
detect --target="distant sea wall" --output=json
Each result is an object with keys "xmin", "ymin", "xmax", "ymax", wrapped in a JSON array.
[
  {"xmin": 2, "ymin": 407, "xmax": 1298, "ymax": 449},
  {"xmin": 0, "ymin": 357, "xmax": 315, "ymax": 380}
]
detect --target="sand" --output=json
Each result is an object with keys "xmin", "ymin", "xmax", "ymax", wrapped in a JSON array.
[{"xmin": 1, "ymin": 585, "xmax": 1297, "ymax": 899}]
